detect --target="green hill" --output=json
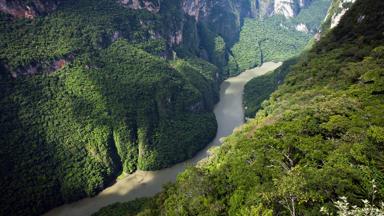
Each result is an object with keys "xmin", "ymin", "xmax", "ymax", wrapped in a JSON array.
[
  {"xmin": 0, "ymin": 1, "xmax": 222, "ymax": 215},
  {"xmin": 0, "ymin": 38, "xmax": 219, "ymax": 215},
  {"xmin": 94, "ymin": 0, "xmax": 384, "ymax": 215}
]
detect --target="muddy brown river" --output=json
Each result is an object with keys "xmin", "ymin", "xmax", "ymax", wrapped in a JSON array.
[{"xmin": 44, "ymin": 62, "xmax": 282, "ymax": 216}]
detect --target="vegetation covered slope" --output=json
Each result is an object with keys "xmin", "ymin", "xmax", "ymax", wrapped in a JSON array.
[
  {"xmin": 229, "ymin": 0, "xmax": 331, "ymax": 75},
  {"xmin": 243, "ymin": 0, "xmax": 356, "ymax": 119},
  {"xmin": 321, "ymin": 0, "xmax": 355, "ymax": 33},
  {"xmin": 0, "ymin": 38, "xmax": 218, "ymax": 216},
  {"xmin": 0, "ymin": 0, "xmax": 226, "ymax": 215},
  {"xmin": 243, "ymin": 58, "xmax": 297, "ymax": 118},
  {"xmin": 94, "ymin": 0, "xmax": 384, "ymax": 215}
]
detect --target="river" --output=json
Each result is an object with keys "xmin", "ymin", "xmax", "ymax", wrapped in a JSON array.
[{"xmin": 44, "ymin": 61, "xmax": 282, "ymax": 216}]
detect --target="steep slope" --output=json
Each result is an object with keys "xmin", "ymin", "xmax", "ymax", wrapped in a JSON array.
[
  {"xmin": 0, "ymin": 0, "xmax": 227, "ymax": 215},
  {"xmin": 242, "ymin": 0, "xmax": 356, "ymax": 119},
  {"xmin": 0, "ymin": 0, "xmax": 345, "ymax": 215},
  {"xmin": 94, "ymin": 0, "xmax": 384, "ymax": 215},
  {"xmin": 322, "ymin": 0, "xmax": 355, "ymax": 31},
  {"xmin": 0, "ymin": 38, "xmax": 220, "ymax": 215},
  {"xmin": 0, "ymin": 0, "xmax": 59, "ymax": 18},
  {"xmin": 244, "ymin": 58, "xmax": 296, "ymax": 118},
  {"xmin": 229, "ymin": 0, "xmax": 331, "ymax": 75}
]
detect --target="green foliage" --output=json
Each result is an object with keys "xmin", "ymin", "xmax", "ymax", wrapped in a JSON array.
[
  {"xmin": 196, "ymin": 23, "xmax": 229, "ymax": 70},
  {"xmin": 322, "ymin": 186, "xmax": 384, "ymax": 216},
  {"xmin": 288, "ymin": 0, "xmax": 331, "ymax": 31},
  {"xmin": 0, "ymin": 0, "xmax": 230, "ymax": 214},
  {"xmin": 0, "ymin": 0, "xmax": 166, "ymax": 70},
  {"xmin": 244, "ymin": 59, "xmax": 297, "ymax": 118},
  {"xmin": 0, "ymin": 38, "xmax": 219, "ymax": 215},
  {"xmin": 230, "ymin": 0, "xmax": 330, "ymax": 75},
  {"xmin": 213, "ymin": 36, "xmax": 227, "ymax": 68},
  {"xmin": 225, "ymin": 53, "xmax": 239, "ymax": 76},
  {"xmin": 171, "ymin": 58, "xmax": 221, "ymax": 110},
  {"xmin": 230, "ymin": 16, "xmax": 310, "ymax": 74},
  {"xmin": 93, "ymin": 198, "xmax": 157, "ymax": 216},
  {"xmin": 205, "ymin": 1, "xmax": 241, "ymax": 46},
  {"xmin": 95, "ymin": 0, "xmax": 384, "ymax": 215}
]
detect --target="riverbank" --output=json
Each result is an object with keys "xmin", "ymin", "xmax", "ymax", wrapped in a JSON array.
[{"xmin": 44, "ymin": 62, "xmax": 282, "ymax": 216}]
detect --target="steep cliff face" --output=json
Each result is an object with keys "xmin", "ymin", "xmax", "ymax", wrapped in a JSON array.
[
  {"xmin": 180, "ymin": 0, "xmax": 257, "ymax": 46},
  {"xmin": 0, "ymin": 1, "xmax": 223, "ymax": 215},
  {"xmin": 323, "ymin": 0, "xmax": 355, "ymax": 29},
  {"xmin": 259, "ymin": 0, "xmax": 313, "ymax": 18},
  {"xmin": 119, "ymin": 0, "xmax": 160, "ymax": 13},
  {"xmin": 0, "ymin": 0, "xmax": 58, "ymax": 19},
  {"xmin": 181, "ymin": 0, "xmax": 317, "ymax": 50},
  {"xmin": 182, "ymin": 0, "xmax": 209, "ymax": 21},
  {"xmin": 0, "ymin": 0, "xmax": 316, "ymax": 61},
  {"xmin": 93, "ymin": 0, "xmax": 384, "ymax": 215}
]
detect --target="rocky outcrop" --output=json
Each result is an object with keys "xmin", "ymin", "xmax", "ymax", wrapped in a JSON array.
[
  {"xmin": 119, "ymin": 0, "xmax": 313, "ymax": 22},
  {"xmin": 273, "ymin": 0, "xmax": 313, "ymax": 18},
  {"xmin": 9, "ymin": 53, "xmax": 75, "ymax": 78},
  {"xmin": 295, "ymin": 23, "xmax": 309, "ymax": 33},
  {"xmin": 0, "ymin": 0, "xmax": 58, "ymax": 19},
  {"xmin": 321, "ymin": 0, "xmax": 355, "ymax": 33},
  {"xmin": 169, "ymin": 30, "xmax": 183, "ymax": 45},
  {"xmin": 274, "ymin": 0, "xmax": 298, "ymax": 17},
  {"xmin": 181, "ymin": 0, "xmax": 262, "ymax": 23},
  {"xmin": 180, "ymin": 0, "xmax": 258, "ymax": 46},
  {"xmin": 178, "ymin": 0, "xmax": 315, "ymax": 49},
  {"xmin": 182, "ymin": 0, "xmax": 208, "ymax": 21},
  {"xmin": 119, "ymin": 0, "xmax": 160, "ymax": 13},
  {"xmin": 329, "ymin": 0, "xmax": 355, "ymax": 28}
]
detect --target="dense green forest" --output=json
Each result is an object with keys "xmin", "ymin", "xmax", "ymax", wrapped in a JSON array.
[
  {"xmin": 94, "ymin": 0, "xmax": 384, "ymax": 215},
  {"xmin": 0, "ymin": 0, "xmax": 226, "ymax": 215},
  {"xmin": 0, "ymin": 38, "xmax": 219, "ymax": 215},
  {"xmin": 243, "ymin": 59, "xmax": 297, "ymax": 118},
  {"xmin": 229, "ymin": 0, "xmax": 331, "ymax": 75}
]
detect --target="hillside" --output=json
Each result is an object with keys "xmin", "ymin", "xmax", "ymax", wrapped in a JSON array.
[
  {"xmin": 0, "ymin": 0, "xmax": 227, "ymax": 215},
  {"xmin": 94, "ymin": 0, "xmax": 384, "ymax": 215},
  {"xmin": 0, "ymin": 0, "xmax": 362, "ymax": 215},
  {"xmin": 0, "ymin": 38, "xmax": 221, "ymax": 215},
  {"xmin": 228, "ymin": 0, "xmax": 331, "ymax": 75},
  {"xmin": 243, "ymin": 0, "xmax": 357, "ymax": 119},
  {"xmin": 1, "ymin": 0, "xmax": 318, "ymax": 215},
  {"xmin": 244, "ymin": 59, "xmax": 297, "ymax": 118}
]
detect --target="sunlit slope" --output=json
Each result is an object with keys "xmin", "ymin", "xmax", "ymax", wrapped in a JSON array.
[{"xmin": 94, "ymin": 0, "xmax": 384, "ymax": 214}]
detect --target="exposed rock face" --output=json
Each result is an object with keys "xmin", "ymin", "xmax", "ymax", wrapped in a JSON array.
[
  {"xmin": 9, "ymin": 53, "xmax": 75, "ymax": 78},
  {"xmin": 329, "ymin": 0, "xmax": 355, "ymax": 28},
  {"xmin": 0, "ymin": 0, "xmax": 58, "ymax": 19},
  {"xmin": 169, "ymin": 30, "xmax": 183, "ymax": 45},
  {"xmin": 181, "ymin": 0, "xmax": 264, "ymax": 22},
  {"xmin": 119, "ymin": 0, "xmax": 160, "ymax": 13},
  {"xmin": 273, "ymin": 0, "xmax": 313, "ymax": 18},
  {"xmin": 274, "ymin": 0, "xmax": 298, "ymax": 17},
  {"xmin": 182, "ymin": 0, "xmax": 209, "ymax": 21},
  {"xmin": 320, "ymin": 0, "xmax": 355, "ymax": 34},
  {"xmin": 0, "ymin": 0, "xmax": 319, "ymax": 76},
  {"xmin": 296, "ymin": 23, "xmax": 309, "ymax": 33},
  {"xmin": 180, "ymin": 0, "xmax": 260, "ymax": 46},
  {"xmin": 178, "ymin": 0, "xmax": 315, "ymax": 48}
]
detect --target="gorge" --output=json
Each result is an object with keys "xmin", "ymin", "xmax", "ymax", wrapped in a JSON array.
[
  {"xmin": 1, "ymin": 0, "xmax": 383, "ymax": 215},
  {"xmin": 45, "ymin": 62, "xmax": 282, "ymax": 216}
]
